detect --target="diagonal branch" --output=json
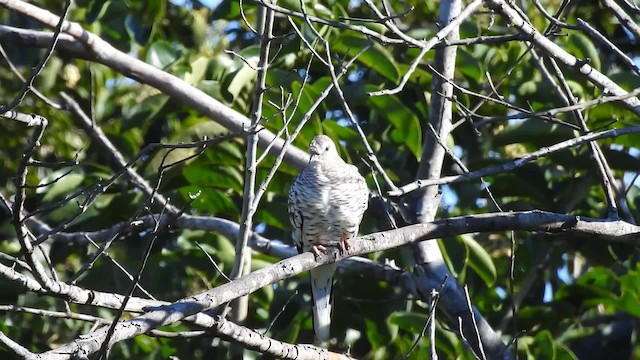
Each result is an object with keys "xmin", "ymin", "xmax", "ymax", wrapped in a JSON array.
[
  {"xmin": 483, "ymin": 0, "xmax": 640, "ymax": 114},
  {"xmin": 0, "ymin": 0, "xmax": 309, "ymax": 170}
]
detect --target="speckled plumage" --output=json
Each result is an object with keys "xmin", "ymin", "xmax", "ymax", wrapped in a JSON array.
[{"xmin": 288, "ymin": 135, "xmax": 369, "ymax": 342}]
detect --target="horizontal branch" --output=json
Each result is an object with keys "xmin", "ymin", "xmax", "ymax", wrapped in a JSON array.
[
  {"xmin": 474, "ymin": 87, "xmax": 640, "ymax": 126},
  {"xmin": 1, "ymin": 110, "xmax": 49, "ymax": 127},
  {"xmin": 0, "ymin": 259, "xmax": 219, "ymax": 328},
  {"xmin": 36, "ymin": 210, "xmax": 640, "ymax": 359},
  {"xmin": 45, "ymin": 212, "xmax": 413, "ymax": 292},
  {"xmin": 389, "ymin": 124, "xmax": 640, "ymax": 196}
]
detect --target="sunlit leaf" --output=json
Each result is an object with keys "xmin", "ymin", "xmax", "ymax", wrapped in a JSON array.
[
  {"xmin": 146, "ymin": 41, "xmax": 178, "ymax": 69},
  {"xmin": 42, "ymin": 172, "xmax": 85, "ymax": 202}
]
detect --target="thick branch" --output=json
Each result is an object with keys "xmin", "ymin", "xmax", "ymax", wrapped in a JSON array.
[
  {"xmin": 42, "ymin": 212, "xmax": 411, "ymax": 292},
  {"xmin": 34, "ymin": 210, "xmax": 640, "ymax": 358}
]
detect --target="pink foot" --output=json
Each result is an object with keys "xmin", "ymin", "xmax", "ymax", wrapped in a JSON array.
[
  {"xmin": 339, "ymin": 236, "xmax": 350, "ymax": 254},
  {"xmin": 311, "ymin": 244, "xmax": 328, "ymax": 258}
]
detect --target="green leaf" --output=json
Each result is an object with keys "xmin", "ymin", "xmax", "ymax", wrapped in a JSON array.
[
  {"xmin": 388, "ymin": 312, "xmax": 429, "ymax": 334},
  {"xmin": 42, "ymin": 172, "xmax": 85, "ymax": 202},
  {"xmin": 458, "ymin": 48, "xmax": 483, "ymax": 81},
  {"xmin": 225, "ymin": 46, "xmax": 260, "ymax": 101},
  {"xmin": 86, "ymin": 0, "xmax": 111, "ymax": 24},
  {"xmin": 209, "ymin": 232, "xmax": 237, "ymax": 268},
  {"xmin": 367, "ymin": 86, "xmax": 422, "ymax": 159},
  {"xmin": 255, "ymin": 207, "xmax": 288, "ymax": 229},
  {"xmin": 211, "ymin": 0, "xmax": 242, "ymax": 20},
  {"xmin": 206, "ymin": 140, "xmax": 244, "ymax": 164},
  {"xmin": 555, "ymin": 343, "xmax": 579, "ymax": 360},
  {"xmin": 333, "ymin": 35, "xmax": 399, "ymax": 83},
  {"xmin": 555, "ymin": 267, "xmax": 617, "ymax": 301},
  {"xmin": 146, "ymin": 41, "xmax": 178, "ymax": 69},
  {"xmin": 183, "ymin": 165, "xmax": 243, "ymax": 192},
  {"xmin": 133, "ymin": 335, "xmax": 157, "ymax": 353},
  {"xmin": 179, "ymin": 186, "xmax": 238, "ymax": 216},
  {"xmin": 125, "ymin": 14, "xmax": 152, "ymax": 45},
  {"xmin": 122, "ymin": 94, "xmax": 169, "ymax": 130},
  {"xmin": 437, "ymin": 238, "xmax": 460, "ymax": 278},
  {"xmin": 287, "ymin": 76, "xmax": 331, "ymax": 129},
  {"xmin": 532, "ymin": 330, "xmax": 556, "ymax": 359},
  {"xmin": 365, "ymin": 318, "xmax": 387, "ymax": 348},
  {"xmin": 493, "ymin": 120, "xmax": 574, "ymax": 148},
  {"xmin": 185, "ymin": 56, "xmax": 210, "ymax": 86},
  {"xmin": 173, "ymin": 117, "xmax": 230, "ymax": 142},
  {"xmin": 208, "ymin": 55, "xmax": 235, "ymax": 81},
  {"xmin": 460, "ymin": 234, "xmax": 497, "ymax": 286}
]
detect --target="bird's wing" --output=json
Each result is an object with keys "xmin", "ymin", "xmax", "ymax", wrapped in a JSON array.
[
  {"xmin": 287, "ymin": 174, "xmax": 304, "ymax": 252},
  {"xmin": 328, "ymin": 165, "xmax": 369, "ymax": 236}
]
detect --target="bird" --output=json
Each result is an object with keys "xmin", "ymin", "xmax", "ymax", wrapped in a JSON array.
[{"xmin": 288, "ymin": 134, "xmax": 369, "ymax": 342}]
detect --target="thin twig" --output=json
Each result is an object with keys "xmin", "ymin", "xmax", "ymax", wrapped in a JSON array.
[
  {"xmin": 60, "ymin": 92, "xmax": 180, "ymax": 214},
  {"xmin": 463, "ymin": 285, "xmax": 486, "ymax": 360},
  {"xmin": 600, "ymin": 0, "xmax": 640, "ymax": 42},
  {"xmin": 195, "ymin": 241, "xmax": 231, "ymax": 283},
  {"xmin": 298, "ymin": 0, "xmax": 398, "ymax": 191}
]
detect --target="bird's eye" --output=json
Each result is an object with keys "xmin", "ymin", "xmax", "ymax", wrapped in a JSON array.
[{"xmin": 325, "ymin": 146, "xmax": 329, "ymax": 151}]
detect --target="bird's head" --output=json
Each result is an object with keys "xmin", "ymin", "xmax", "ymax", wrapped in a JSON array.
[{"xmin": 308, "ymin": 135, "xmax": 338, "ymax": 162}]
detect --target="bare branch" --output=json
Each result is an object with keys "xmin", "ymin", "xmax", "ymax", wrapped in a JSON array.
[
  {"xmin": 389, "ymin": 125, "xmax": 640, "ymax": 197},
  {"xmin": 1, "ymin": 110, "xmax": 49, "ymax": 127},
  {"xmin": 0, "ymin": 0, "xmax": 309, "ymax": 170},
  {"xmin": 367, "ymin": 0, "xmax": 483, "ymax": 97},
  {"xmin": 0, "ymin": 331, "xmax": 34, "ymax": 358},
  {"xmin": 576, "ymin": 18, "xmax": 640, "ymax": 75},
  {"xmin": 214, "ymin": 317, "xmax": 354, "ymax": 360},
  {"xmin": 231, "ymin": 0, "xmax": 274, "ymax": 286},
  {"xmin": 60, "ymin": 92, "xmax": 179, "ymax": 214}
]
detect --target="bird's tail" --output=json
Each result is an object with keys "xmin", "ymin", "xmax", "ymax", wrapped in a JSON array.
[{"xmin": 310, "ymin": 262, "xmax": 337, "ymax": 343}]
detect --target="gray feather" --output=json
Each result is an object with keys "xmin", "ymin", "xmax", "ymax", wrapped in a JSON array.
[{"xmin": 287, "ymin": 135, "xmax": 369, "ymax": 342}]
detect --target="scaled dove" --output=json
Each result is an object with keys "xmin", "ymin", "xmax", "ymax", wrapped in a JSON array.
[{"xmin": 288, "ymin": 135, "xmax": 369, "ymax": 342}]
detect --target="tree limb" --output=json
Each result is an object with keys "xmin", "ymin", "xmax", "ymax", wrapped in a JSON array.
[{"xmin": 32, "ymin": 210, "xmax": 640, "ymax": 358}]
